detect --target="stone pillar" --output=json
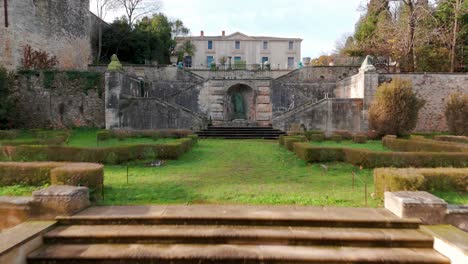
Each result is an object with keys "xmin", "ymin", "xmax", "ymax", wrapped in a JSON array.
[
  {"xmin": 105, "ymin": 72, "xmax": 123, "ymax": 129},
  {"xmin": 360, "ymin": 72, "xmax": 379, "ymax": 131}
]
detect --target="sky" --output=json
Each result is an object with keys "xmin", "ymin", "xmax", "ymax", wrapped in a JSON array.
[{"xmin": 91, "ymin": 0, "xmax": 365, "ymax": 58}]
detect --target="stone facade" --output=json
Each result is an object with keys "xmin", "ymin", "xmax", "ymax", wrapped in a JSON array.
[
  {"xmin": 10, "ymin": 71, "xmax": 105, "ymax": 129},
  {"xmin": 177, "ymin": 31, "xmax": 302, "ymax": 69},
  {"xmin": 0, "ymin": 0, "xmax": 92, "ymax": 70}
]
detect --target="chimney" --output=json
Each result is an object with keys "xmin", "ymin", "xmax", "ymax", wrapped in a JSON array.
[
  {"xmin": 222, "ymin": 30, "xmax": 225, "ymax": 37},
  {"xmin": 200, "ymin": 30, "xmax": 204, "ymax": 37}
]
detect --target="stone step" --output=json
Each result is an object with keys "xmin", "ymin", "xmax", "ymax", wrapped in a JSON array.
[
  {"xmin": 43, "ymin": 225, "xmax": 434, "ymax": 248},
  {"xmin": 55, "ymin": 205, "xmax": 421, "ymax": 229},
  {"xmin": 27, "ymin": 244, "xmax": 450, "ymax": 264}
]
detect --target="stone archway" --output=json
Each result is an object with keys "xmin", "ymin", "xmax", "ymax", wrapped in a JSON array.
[{"xmin": 226, "ymin": 84, "xmax": 255, "ymax": 122}]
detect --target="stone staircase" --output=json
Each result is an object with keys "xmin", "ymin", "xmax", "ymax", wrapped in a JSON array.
[
  {"xmin": 196, "ymin": 126, "xmax": 286, "ymax": 139},
  {"xmin": 27, "ymin": 205, "xmax": 450, "ymax": 264}
]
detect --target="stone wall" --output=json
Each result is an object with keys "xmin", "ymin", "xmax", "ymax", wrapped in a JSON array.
[
  {"xmin": 271, "ymin": 66, "xmax": 359, "ymax": 118},
  {"xmin": 272, "ymin": 98, "xmax": 364, "ymax": 134},
  {"xmin": 379, "ymin": 74, "xmax": 467, "ymax": 132},
  {"xmin": 10, "ymin": 71, "xmax": 105, "ymax": 128},
  {"xmin": 105, "ymin": 72, "xmax": 206, "ymax": 130},
  {"xmin": 0, "ymin": 0, "xmax": 91, "ymax": 70}
]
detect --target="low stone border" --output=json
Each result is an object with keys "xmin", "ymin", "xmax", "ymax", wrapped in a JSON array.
[
  {"xmin": 385, "ymin": 191, "xmax": 468, "ymax": 232},
  {"xmin": 0, "ymin": 185, "xmax": 90, "ymax": 230},
  {"xmin": 421, "ymin": 225, "xmax": 468, "ymax": 264}
]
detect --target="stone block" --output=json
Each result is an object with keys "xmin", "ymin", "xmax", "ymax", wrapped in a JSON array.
[
  {"xmin": 0, "ymin": 197, "xmax": 35, "ymax": 230},
  {"xmin": 258, "ymin": 87, "xmax": 271, "ymax": 95},
  {"xmin": 210, "ymin": 104, "xmax": 224, "ymax": 112},
  {"xmin": 256, "ymin": 81, "xmax": 271, "ymax": 87},
  {"xmin": 33, "ymin": 185, "xmax": 90, "ymax": 218},
  {"xmin": 256, "ymin": 113, "xmax": 272, "ymax": 121},
  {"xmin": 445, "ymin": 205, "xmax": 468, "ymax": 232},
  {"xmin": 257, "ymin": 95, "xmax": 270, "ymax": 104},
  {"xmin": 384, "ymin": 191, "xmax": 447, "ymax": 224},
  {"xmin": 256, "ymin": 104, "xmax": 271, "ymax": 113}
]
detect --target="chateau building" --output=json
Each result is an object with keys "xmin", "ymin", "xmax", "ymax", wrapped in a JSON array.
[{"xmin": 177, "ymin": 31, "xmax": 302, "ymax": 70}]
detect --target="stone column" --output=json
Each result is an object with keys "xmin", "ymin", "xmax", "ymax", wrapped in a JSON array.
[{"xmin": 105, "ymin": 72, "xmax": 123, "ymax": 129}]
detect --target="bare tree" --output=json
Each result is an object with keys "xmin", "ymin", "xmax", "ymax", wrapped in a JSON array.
[
  {"xmin": 94, "ymin": 0, "xmax": 114, "ymax": 63},
  {"xmin": 449, "ymin": 0, "xmax": 463, "ymax": 72},
  {"xmin": 112, "ymin": 0, "xmax": 162, "ymax": 28}
]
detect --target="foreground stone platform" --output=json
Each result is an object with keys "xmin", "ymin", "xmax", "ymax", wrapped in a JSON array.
[{"xmin": 27, "ymin": 205, "xmax": 450, "ymax": 264}]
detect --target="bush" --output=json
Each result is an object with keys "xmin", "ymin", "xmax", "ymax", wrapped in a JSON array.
[
  {"xmin": 293, "ymin": 143, "xmax": 345, "ymax": 162},
  {"xmin": 304, "ymin": 131, "xmax": 325, "ymax": 141},
  {"xmin": 0, "ymin": 162, "xmax": 104, "ymax": 200},
  {"xmin": 293, "ymin": 145, "xmax": 468, "ymax": 168},
  {"xmin": 333, "ymin": 130, "xmax": 352, "ymax": 140},
  {"xmin": 368, "ymin": 78, "xmax": 425, "ymax": 137},
  {"xmin": 0, "ymin": 67, "xmax": 15, "ymax": 129},
  {"xmin": 434, "ymin": 135, "xmax": 468, "ymax": 144},
  {"xmin": 283, "ymin": 136, "xmax": 306, "ymax": 151},
  {"xmin": 445, "ymin": 93, "xmax": 468, "ymax": 136},
  {"xmin": 366, "ymin": 130, "xmax": 380, "ymax": 140},
  {"xmin": 0, "ymin": 130, "xmax": 18, "ymax": 140},
  {"xmin": 97, "ymin": 131, "xmax": 111, "ymax": 141},
  {"xmin": 383, "ymin": 136, "xmax": 468, "ymax": 152},
  {"xmin": 352, "ymin": 134, "xmax": 367, "ymax": 144},
  {"xmin": 374, "ymin": 168, "xmax": 468, "ymax": 197},
  {"xmin": 331, "ymin": 134, "xmax": 342, "ymax": 143}
]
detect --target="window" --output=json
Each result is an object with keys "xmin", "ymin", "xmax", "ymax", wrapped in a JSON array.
[
  {"xmin": 289, "ymin": 41, "xmax": 294, "ymax": 50},
  {"xmin": 184, "ymin": 56, "xmax": 192, "ymax": 67},
  {"xmin": 235, "ymin": 41, "xmax": 241, "ymax": 49},
  {"xmin": 207, "ymin": 56, "xmax": 214, "ymax": 68},
  {"xmin": 263, "ymin": 41, "xmax": 268, "ymax": 50},
  {"xmin": 234, "ymin": 56, "xmax": 241, "ymax": 62},
  {"xmin": 208, "ymin": 40, "xmax": 213, "ymax": 50},
  {"xmin": 288, "ymin": 57, "xmax": 294, "ymax": 68},
  {"xmin": 262, "ymin": 57, "xmax": 269, "ymax": 64}
]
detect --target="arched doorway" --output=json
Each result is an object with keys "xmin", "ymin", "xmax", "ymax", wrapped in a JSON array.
[{"xmin": 226, "ymin": 84, "xmax": 255, "ymax": 122}]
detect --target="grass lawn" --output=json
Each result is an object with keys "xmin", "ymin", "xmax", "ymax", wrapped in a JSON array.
[
  {"xmin": 1, "ymin": 131, "xmax": 466, "ymax": 206},
  {"xmin": 309, "ymin": 140, "xmax": 391, "ymax": 152},
  {"xmin": 101, "ymin": 139, "xmax": 380, "ymax": 207}
]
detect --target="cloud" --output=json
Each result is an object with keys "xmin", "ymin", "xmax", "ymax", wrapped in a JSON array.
[{"xmin": 90, "ymin": 0, "xmax": 365, "ymax": 58}]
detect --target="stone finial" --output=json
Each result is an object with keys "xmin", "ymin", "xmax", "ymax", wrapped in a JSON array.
[
  {"xmin": 359, "ymin": 55, "xmax": 376, "ymax": 73},
  {"xmin": 107, "ymin": 54, "xmax": 123, "ymax": 72}
]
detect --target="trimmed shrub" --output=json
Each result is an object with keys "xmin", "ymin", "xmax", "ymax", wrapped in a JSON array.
[
  {"xmin": 50, "ymin": 163, "xmax": 104, "ymax": 200},
  {"xmin": 304, "ymin": 131, "xmax": 325, "ymax": 141},
  {"xmin": 1, "ymin": 140, "xmax": 43, "ymax": 146},
  {"xmin": 0, "ymin": 130, "xmax": 18, "ymax": 140},
  {"xmin": 366, "ymin": 130, "xmax": 380, "ymax": 140},
  {"xmin": 293, "ymin": 143, "xmax": 345, "ymax": 162},
  {"xmin": 96, "ymin": 131, "xmax": 111, "ymax": 141},
  {"xmin": 383, "ymin": 136, "xmax": 468, "ymax": 152},
  {"xmin": 0, "ymin": 162, "xmax": 104, "ymax": 200},
  {"xmin": 0, "ymin": 138, "xmax": 196, "ymax": 164},
  {"xmin": 434, "ymin": 135, "xmax": 468, "ymax": 144},
  {"xmin": 331, "ymin": 134, "xmax": 342, "ymax": 143},
  {"xmin": 374, "ymin": 168, "xmax": 468, "ymax": 197},
  {"xmin": 445, "ymin": 93, "xmax": 468, "ymax": 136},
  {"xmin": 333, "ymin": 130, "xmax": 352, "ymax": 140},
  {"xmin": 352, "ymin": 133, "xmax": 367, "ymax": 144},
  {"xmin": 284, "ymin": 136, "xmax": 306, "ymax": 151},
  {"xmin": 308, "ymin": 133, "xmax": 325, "ymax": 142},
  {"xmin": 368, "ymin": 78, "xmax": 425, "ymax": 137},
  {"xmin": 293, "ymin": 145, "xmax": 468, "ymax": 168}
]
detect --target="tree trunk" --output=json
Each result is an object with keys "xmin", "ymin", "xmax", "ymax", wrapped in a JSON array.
[
  {"xmin": 407, "ymin": 0, "xmax": 416, "ymax": 72},
  {"xmin": 450, "ymin": 0, "xmax": 460, "ymax": 73},
  {"xmin": 97, "ymin": 21, "xmax": 103, "ymax": 64}
]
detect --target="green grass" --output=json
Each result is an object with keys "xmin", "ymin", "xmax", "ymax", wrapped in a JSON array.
[
  {"xmin": 310, "ymin": 140, "xmax": 391, "ymax": 152},
  {"xmin": 101, "ymin": 139, "xmax": 380, "ymax": 207},
  {"xmin": 0, "ymin": 185, "xmax": 48, "ymax": 196}
]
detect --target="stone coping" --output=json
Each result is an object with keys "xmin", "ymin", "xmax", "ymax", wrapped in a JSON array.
[
  {"xmin": 33, "ymin": 185, "xmax": 89, "ymax": 197},
  {"xmin": 447, "ymin": 205, "xmax": 468, "ymax": 215},
  {"xmin": 0, "ymin": 221, "xmax": 56, "ymax": 256},
  {"xmin": 387, "ymin": 191, "xmax": 448, "ymax": 205},
  {"xmin": 0, "ymin": 196, "xmax": 34, "ymax": 206},
  {"xmin": 421, "ymin": 225, "xmax": 468, "ymax": 255}
]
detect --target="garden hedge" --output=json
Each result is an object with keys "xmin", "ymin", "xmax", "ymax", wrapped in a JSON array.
[
  {"xmin": 0, "ymin": 162, "xmax": 103, "ymax": 200},
  {"xmin": 304, "ymin": 131, "xmax": 325, "ymax": 141},
  {"xmin": 284, "ymin": 136, "xmax": 306, "ymax": 151},
  {"xmin": 374, "ymin": 168, "xmax": 468, "ymax": 197},
  {"xmin": 0, "ymin": 130, "xmax": 18, "ymax": 140},
  {"xmin": 0, "ymin": 136, "xmax": 198, "ymax": 164},
  {"xmin": 279, "ymin": 135, "xmax": 305, "ymax": 147},
  {"xmin": 383, "ymin": 136, "xmax": 468, "ymax": 152},
  {"xmin": 293, "ymin": 143, "xmax": 468, "ymax": 168},
  {"xmin": 434, "ymin": 135, "xmax": 468, "ymax": 144},
  {"xmin": 97, "ymin": 129, "xmax": 194, "ymax": 141}
]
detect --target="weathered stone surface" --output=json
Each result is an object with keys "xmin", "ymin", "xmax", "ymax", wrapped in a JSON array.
[
  {"xmin": 385, "ymin": 191, "xmax": 448, "ymax": 225},
  {"xmin": 257, "ymin": 95, "xmax": 271, "ymax": 104},
  {"xmin": 446, "ymin": 205, "xmax": 468, "ymax": 232},
  {"xmin": 421, "ymin": 225, "xmax": 468, "ymax": 264},
  {"xmin": 0, "ymin": 0, "xmax": 91, "ymax": 70},
  {"xmin": 33, "ymin": 186, "xmax": 91, "ymax": 218},
  {"xmin": 0, "ymin": 197, "xmax": 35, "ymax": 230}
]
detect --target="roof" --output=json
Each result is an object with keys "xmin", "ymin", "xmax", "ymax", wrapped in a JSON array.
[{"xmin": 178, "ymin": 31, "xmax": 302, "ymax": 42}]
